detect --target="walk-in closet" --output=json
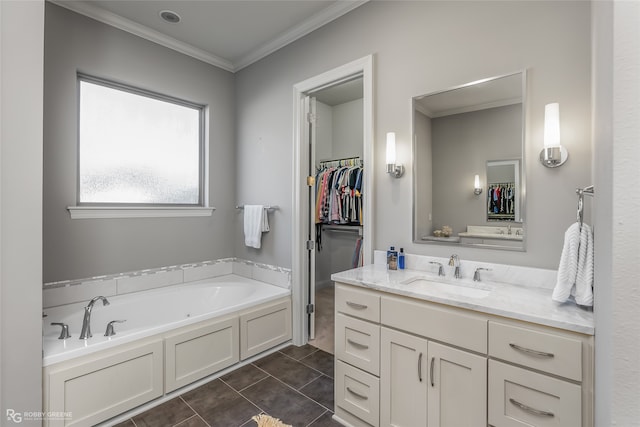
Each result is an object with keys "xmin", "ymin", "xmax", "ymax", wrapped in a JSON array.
[{"xmin": 308, "ymin": 77, "xmax": 364, "ymax": 354}]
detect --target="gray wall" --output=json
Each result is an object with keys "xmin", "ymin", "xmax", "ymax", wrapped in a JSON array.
[
  {"xmin": 331, "ymin": 98, "xmax": 364, "ymax": 159},
  {"xmin": 592, "ymin": 1, "xmax": 640, "ymax": 425},
  {"xmin": 235, "ymin": 0, "xmax": 592, "ymax": 270},
  {"xmin": 429, "ymin": 104, "xmax": 522, "ymax": 234},
  {"xmin": 1, "ymin": 1, "xmax": 44, "ymax": 423},
  {"xmin": 43, "ymin": 3, "xmax": 236, "ymax": 282}
]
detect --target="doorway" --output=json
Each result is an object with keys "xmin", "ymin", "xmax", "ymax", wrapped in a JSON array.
[{"xmin": 291, "ymin": 55, "xmax": 374, "ymax": 349}]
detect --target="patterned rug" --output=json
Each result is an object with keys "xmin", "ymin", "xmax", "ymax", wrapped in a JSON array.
[{"xmin": 252, "ymin": 414, "xmax": 292, "ymax": 427}]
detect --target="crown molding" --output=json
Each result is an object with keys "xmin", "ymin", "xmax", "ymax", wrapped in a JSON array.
[
  {"xmin": 49, "ymin": 0, "xmax": 368, "ymax": 73},
  {"xmin": 48, "ymin": 0, "xmax": 235, "ymax": 72},
  {"xmin": 233, "ymin": 0, "xmax": 369, "ymax": 71}
]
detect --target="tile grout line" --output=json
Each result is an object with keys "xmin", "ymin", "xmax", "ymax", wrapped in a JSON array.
[
  {"xmin": 171, "ymin": 413, "xmax": 208, "ymax": 427},
  {"xmin": 179, "ymin": 396, "xmax": 212, "ymax": 427},
  {"xmin": 305, "ymin": 409, "xmax": 330, "ymax": 427},
  {"xmin": 235, "ymin": 375, "xmax": 271, "ymax": 417}
]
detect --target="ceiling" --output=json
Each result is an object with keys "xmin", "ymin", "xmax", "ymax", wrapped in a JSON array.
[{"xmin": 50, "ymin": 0, "xmax": 368, "ymax": 72}]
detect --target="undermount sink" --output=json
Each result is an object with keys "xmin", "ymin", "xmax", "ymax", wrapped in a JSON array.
[{"xmin": 401, "ymin": 277, "xmax": 492, "ymax": 299}]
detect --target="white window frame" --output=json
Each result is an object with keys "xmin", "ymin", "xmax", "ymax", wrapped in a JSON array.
[{"xmin": 68, "ymin": 74, "xmax": 213, "ymax": 219}]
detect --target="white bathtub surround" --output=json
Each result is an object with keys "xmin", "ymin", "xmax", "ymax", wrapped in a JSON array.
[
  {"xmin": 183, "ymin": 260, "xmax": 233, "ymax": 282},
  {"xmin": 43, "ymin": 278, "xmax": 118, "ymax": 308},
  {"xmin": 117, "ymin": 268, "xmax": 184, "ymax": 295},
  {"xmin": 42, "ymin": 275, "xmax": 293, "ymax": 427},
  {"xmin": 43, "ymin": 258, "xmax": 291, "ymax": 308},
  {"xmin": 42, "ymin": 275, "xmax": 291, "ymax": 366}
]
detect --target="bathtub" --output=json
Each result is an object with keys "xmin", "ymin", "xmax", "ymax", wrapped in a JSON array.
[{"xmin": 43, "ymin": 274, "xmax": 291, "ymax": 367}]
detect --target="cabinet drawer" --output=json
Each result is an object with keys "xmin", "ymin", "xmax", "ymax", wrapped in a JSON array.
[
  {"xmin": 488, "ymin": 360, "xmax": 581, "ymax": 427},
  {"xmin": 336, "ymin": 360, "xmax": 380, "ymax": 427},
  {"xmin": 381, "ymin": 294, "xmax": 487, "ymax": 354},
  {"xmin": 336, "ymin": 283, "xmax": 381, "ymax": 322},
  {"xmin": 336, "ymin": 313, "xmax": 380, "ymax": 375},
  {"xmin": 489, "ymin": 321, "xmax": 582, "ymax": 381}
]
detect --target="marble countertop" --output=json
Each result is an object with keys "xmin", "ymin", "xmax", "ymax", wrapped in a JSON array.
[{"xmin": 331, "ymin": 264, "xmax": 594, "ymax": 335}]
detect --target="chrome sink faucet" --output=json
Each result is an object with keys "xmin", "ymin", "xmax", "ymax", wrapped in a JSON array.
[
  {"xmin": 429, "ymin": 261, "xmax": 445, "ymax": 277},
  {"xmin": 80, "ymin": 296, "xmax": 110, "ymax": 339},
  {"xmin": 448, "ymin": 254, "xmax": 461, "ymax": 279},
  {"xmin": 473, "ymin": 267, "xmax": 492, "ymax": 282}
]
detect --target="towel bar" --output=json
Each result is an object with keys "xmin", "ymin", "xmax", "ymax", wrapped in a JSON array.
[{"xmin": 236, "ymin": 205, "xmax": 279, "ymax": 211}]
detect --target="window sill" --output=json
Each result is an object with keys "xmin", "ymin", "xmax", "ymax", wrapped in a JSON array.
[{"xmin": 67, "ymin": 206, "xmax": 215, "ymax": 219}]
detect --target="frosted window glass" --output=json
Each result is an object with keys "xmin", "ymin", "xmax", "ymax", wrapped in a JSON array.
[{"xmin": 79, "ymin": 79, "xmax": 202, "ymax": 204}]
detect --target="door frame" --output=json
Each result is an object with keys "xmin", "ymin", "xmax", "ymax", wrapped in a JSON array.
[{"xmin": 291, "ymin": 55, "xmax": 374, "ymax": 345}]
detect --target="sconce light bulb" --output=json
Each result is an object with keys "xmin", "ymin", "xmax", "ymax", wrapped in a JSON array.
[
  {"xmin": 544, "ymin": 103, "xmax": 560, "ymax": 148},
  {"xmin": 386, "ymin": 132, "xmax": 396, "ymax": 165},
  {"xmin": 474, "ymin": 174, "xmax": 482, "ymax": 195}
]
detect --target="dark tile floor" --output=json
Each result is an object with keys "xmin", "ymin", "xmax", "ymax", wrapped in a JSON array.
[{"xmin": 113, "ymin": 344, "xmax": 342, "ymax": 427}]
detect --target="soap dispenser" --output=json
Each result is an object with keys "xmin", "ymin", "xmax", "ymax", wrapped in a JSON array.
[{"xmin": 387, "ymin": 246, "xmax": 398, "ymax": 270}]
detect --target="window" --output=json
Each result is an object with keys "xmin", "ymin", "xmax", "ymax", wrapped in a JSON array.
[{"xmin": 78, "ymin": 75, "xmax": 204, "ymax": 206}]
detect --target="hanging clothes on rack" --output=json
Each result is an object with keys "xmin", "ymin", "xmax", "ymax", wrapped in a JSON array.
[
  {"xmin": 314, "ymin": 157, "xmax": 363, "ymax": 263},
  {"xmin": 487, "ymin": 182, "xmax": 515, "ymax": 220}
]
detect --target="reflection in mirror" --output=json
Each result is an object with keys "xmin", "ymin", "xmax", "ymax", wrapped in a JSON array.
[
  {"xmin": 486, "ymin": 159, "xmax": 520, "ymax": 222},
  {"xmin": 412, "ymin": 72, "xmax": 526, "ymax": 250}
]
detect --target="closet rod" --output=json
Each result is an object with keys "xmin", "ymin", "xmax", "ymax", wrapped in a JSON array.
[
  {"xmin": 235, "ymin": 205, "xmax": 279, "ymax": 210},
  {"xmin": 318, "ymin": 157, "xmax": 363, "ymax": 168}
]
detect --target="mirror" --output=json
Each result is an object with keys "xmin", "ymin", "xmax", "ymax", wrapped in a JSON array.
[{"xmin": 412, "ymin": 72, "xmax": 526, "ymax": 250}]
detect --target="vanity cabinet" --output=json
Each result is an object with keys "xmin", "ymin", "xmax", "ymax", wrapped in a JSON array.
[
  {"xmin": 333, "ymin": 282, "xmax": 593, "ymax": 427},
  {"xmin": 379, "ymin": 318, "xmax": 486, "ymax": 427},
  {"xmin": 487, "ymin": 319, "xmax": 591, "ymax": 427}
]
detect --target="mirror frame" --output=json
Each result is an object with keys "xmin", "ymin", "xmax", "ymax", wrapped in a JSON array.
[{"xmin": 411, "ymin": 70, "xmax": 527, "ymax": 251}]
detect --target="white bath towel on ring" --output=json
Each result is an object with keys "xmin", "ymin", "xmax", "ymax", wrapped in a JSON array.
[{"xmin": 552, "ymin": 222, "xmax": 594, "ymax": 306}]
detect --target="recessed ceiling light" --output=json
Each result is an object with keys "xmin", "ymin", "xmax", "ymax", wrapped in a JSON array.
[{"xmin": 159, "ymin": 10, "xmax": 181, "ymax": 24}]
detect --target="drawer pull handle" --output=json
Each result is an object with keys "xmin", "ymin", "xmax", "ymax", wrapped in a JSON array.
[
  {"xmin": 509, "ymin": 398, "xmax": 555, "ymax": 418},
  {"xmin": 347, "ymin": 339, "xmax": 369, "ymax": 349},
  {"xmin": 509, "ymin": 343, "xmax": 555, "ymax": 358},
  {"xmin": 346, "ymin": 301, "xmax": 368, "ymax": 310},
  {"xmin": 347, "ymin": 387, "xmax": 368, "ymax": 400},
  {"xmin": 430, "ymin": 357, "xmax": 435, "ymax": 387},
  {"xmin": 418, "ymin": 352, "xmax": 423, "ymax": 382}
]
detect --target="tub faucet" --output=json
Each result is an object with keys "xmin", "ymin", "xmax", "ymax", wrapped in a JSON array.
[
  {"xmin": 80, "ymin": 296, "xmax": 110, "ymax": 339},
  {"xmin": 448, "ymin": 254, "xmax": 461, "ymax": 279}
]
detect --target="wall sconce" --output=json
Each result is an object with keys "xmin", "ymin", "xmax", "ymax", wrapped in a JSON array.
[
  {"xmin": 386, "ymin": 132, "xmax": 404, "ymax": 178},
  {"xmin": 539, "ymin": 103, "xmax": 568, "ymax": 167},
  {"xmin": 473, "ymin": 174, "xmax": 483, "ymax": 195}
]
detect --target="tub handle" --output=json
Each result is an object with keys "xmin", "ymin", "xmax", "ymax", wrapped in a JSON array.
[
  {"xmin": 51, "ymin": 322, "xmax": 71, "ymax": 339},
  {"xmin": 105, "ymin": 320, "xmax": 126, "ymax": 337}
]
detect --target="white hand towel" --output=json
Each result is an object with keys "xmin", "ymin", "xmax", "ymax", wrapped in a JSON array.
[
  {"xmin": 552, "ymin": 222, "xmax": 594, "ymax": 306},
  {"xmin": 244, "ymin": 205, "xmax": 269, "ymax": 249},
  {"xmin": 574, "ymin": 223, "xmax": 594, "ymax": 306}
]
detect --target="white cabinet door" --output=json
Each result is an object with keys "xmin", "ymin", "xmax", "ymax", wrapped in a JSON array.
[
  {"xmin": 380, "ymin": 327, "xmax": 429, "ymax": 427},
  {"xmin": 165, "ymin": 315, "xmax": 239, "ymax": 393},
  {"xmin": 427, "ymin": 341, "xmax": 487, "ymax": 427}
]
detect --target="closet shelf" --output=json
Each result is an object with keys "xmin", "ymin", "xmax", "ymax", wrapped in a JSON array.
[{"xmin": 322, "ymin": 224, "xmax": 363, "ymax": 235}]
